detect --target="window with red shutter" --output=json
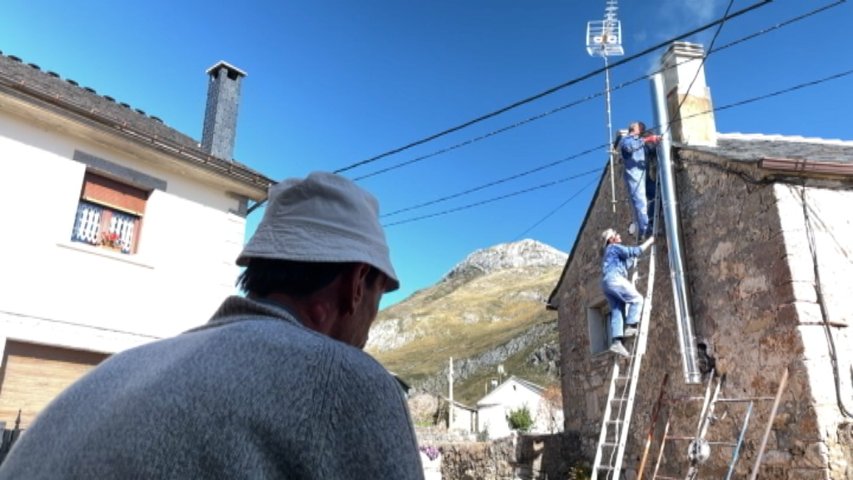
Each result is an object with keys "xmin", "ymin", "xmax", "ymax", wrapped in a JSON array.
[{"xmin": 70, "ymin": 172, "xmax": 148, "ymax": 254}]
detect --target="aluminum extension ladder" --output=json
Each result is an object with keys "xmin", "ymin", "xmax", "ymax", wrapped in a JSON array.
[{"xmin": 591, "ymin": 179, "xmax": 662, "ymax": 480}]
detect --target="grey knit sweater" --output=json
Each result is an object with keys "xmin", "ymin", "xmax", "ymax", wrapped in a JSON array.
[{"xmin": 0, "ymin": 296, "xmax": 424, "ymax": 479}]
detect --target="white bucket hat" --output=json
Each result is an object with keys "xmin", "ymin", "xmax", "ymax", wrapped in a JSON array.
[
  {"xmin": 600, "ymin": 228, "xmax": 617, "ymax": 250},
  {"xmin": 237, "ymin": 172, "xmax": 399, "ymax": 292}
]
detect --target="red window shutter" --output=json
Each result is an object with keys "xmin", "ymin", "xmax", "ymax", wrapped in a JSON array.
[{"xmin": 81, "ymin": 172, "xmax": 148, "ymax": 215}]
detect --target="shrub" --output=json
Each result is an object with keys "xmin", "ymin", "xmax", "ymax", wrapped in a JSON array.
[{"xmin": 506, "ymin": 405, "xmax": 534, "ymax": 432}]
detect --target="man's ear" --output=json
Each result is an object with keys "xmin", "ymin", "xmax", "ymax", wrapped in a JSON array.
[{"xmin": 339, "ymin": 263, "xmax": 371, "ymax": 315}]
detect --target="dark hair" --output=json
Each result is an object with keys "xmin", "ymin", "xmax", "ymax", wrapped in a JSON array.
[{"xmin": 236, "ymin": 258, "xmax": 382, "ymax": 297}]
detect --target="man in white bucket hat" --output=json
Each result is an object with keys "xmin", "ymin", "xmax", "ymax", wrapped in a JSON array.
[{"xmin": 0, "ymin": 172, "xmax": 424, "ymax": 480}]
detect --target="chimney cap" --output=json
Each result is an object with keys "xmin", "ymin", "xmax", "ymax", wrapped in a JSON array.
[
  {"xmin": 206, "ymin": 61, "xmax": 247, "ymax": 78},
  {"xmin": 664, "ymin": 41, "xmax": 705, "ymax": 59}
]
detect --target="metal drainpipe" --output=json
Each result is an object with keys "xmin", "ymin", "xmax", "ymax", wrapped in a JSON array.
[{"xmin": 651, "ymin": 73, "xmax": 702, "ymax": 385}]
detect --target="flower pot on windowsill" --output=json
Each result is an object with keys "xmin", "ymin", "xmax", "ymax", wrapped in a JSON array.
[
  {"xmin": 100, "ymin": 243, "xmax": 125, "ymax": 253},
  {"xmin": 100, "ymin": 232, "xmax": 124, "ymax": 253}
]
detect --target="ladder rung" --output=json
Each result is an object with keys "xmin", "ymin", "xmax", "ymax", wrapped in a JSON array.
[
  {"xmin": 708, "ymin": 441, "xmax": 739, "ymax": 447},
  {"xmin": 607, "ymin": 419, "xmax": 623, "ymax": 424},
  {"xmin": 597, "ymin": 465, "xmax": 615, "ymax": 471}
]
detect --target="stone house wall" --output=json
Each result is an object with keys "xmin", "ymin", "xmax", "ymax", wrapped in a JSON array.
[
  {"xmin": 433, "ymin": 432, "xmax": 584, "ymax": 480},
  {"xmin": 553, "ymin": 150, "xmax": 853, "ymax": 479}
]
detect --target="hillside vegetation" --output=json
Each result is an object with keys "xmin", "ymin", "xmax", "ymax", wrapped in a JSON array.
[{"xmin": 367, "ymin": 239, "xmax": 566, "ymax": 405}]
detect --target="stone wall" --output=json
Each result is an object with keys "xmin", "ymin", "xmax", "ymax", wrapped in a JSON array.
[
  {"xmin": 773, "ymin": 182, "xmax": 853, "ymax": 478},
  {"xmin": 554, "ymin": 150, "xmax": 853, "ymax": 479},
  {"xmin": 433, "ymin": 432, "xmax": 584, "ymax": 480}
]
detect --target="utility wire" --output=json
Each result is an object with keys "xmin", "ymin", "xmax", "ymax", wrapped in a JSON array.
[
  {"xmin": 384, "ymin": 67, "xmax": 853, "ymax": 227},
  {"xmin": 382, "ymin": 145, "xmax": 604, "ymax": 217},
  {"xmin": 710, "ymin": 0, "xmax": 845, "ymax": 55},
  {"xmin": 246, "ymin": 1, "xmax": 839, "ymax": 216},
  {"xmin": 659, "ymin": 0, "xmax": 735, "ymax": 140},
  {"xmin": 333, "ymin": 0, "xmax": 772, "ymax": 175},
  {"xmin": 351, "ymin": 1, "xmax": 843, "ymax": 182},
  {"xmin": 354, "ymin": 98, "xmax": 596, "ymax": 182},
  {"xmin": 513, "ymin": 179, "xmax": 598, "ymax": 241},
  {"xmin": 383, "ymin": 169, "xmax": 602, "ymax": 227},
  {"xmin": 800, "ymin": 187, "xmax": 853, "ymax": 418},
  {"xmin": 714, "ymin": 69, "xmax": 853, "ymax": 112}
]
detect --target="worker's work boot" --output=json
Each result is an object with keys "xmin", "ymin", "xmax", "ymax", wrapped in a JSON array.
[{"xmin": 609, "ymin": 341, "xmax": 630, "ymax": 358}]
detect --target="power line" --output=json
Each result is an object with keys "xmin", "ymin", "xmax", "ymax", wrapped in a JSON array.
[
  {"xmin": 351, "ymin": 1, "xmax": 843, "ymax": 182},
  {"xmin": 354, "ymin": 93, "xmax": 608, "ymax": 182},
  {"xmin": 333, "ymin": 0, "xmax": 772, "ymax": 175},
  {"xmin": 660, "ymin": 0, "xmax": 735, "ymax": 139},
  {"xmin": 513, "ymin": 179, "xmax": 599, "ymax": 241},
  {"xmin": 714, "ymin": 69, "xmax": 853, "ymax": 112},
  {"xmin": 383, "ymin": 169, "xmax": 602, "ymax": 228},
  {"xmin": 383, "ymin": 67, "xmax": 853, "ymax": 227},
  {"xmin": 710, "ymin": 0, "xmax": 846, "ymax": 55},
  {"xmin": 246, "ymin": 1, "xmax": 840, "ymax": 217},
  {"xmin": 382, "ymin": 145, "xmax": 604, "ymax": 217}
]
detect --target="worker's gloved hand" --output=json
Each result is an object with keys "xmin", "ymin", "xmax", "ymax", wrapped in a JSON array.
[{"xmin": 643, "ymin": 135, "xmax": 660, "ymax": 144}]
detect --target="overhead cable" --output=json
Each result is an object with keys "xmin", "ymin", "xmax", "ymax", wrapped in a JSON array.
[
  {"xmin": 714, "ymin": 69, "xmax": 853, "ymax": 112},
  {"xmin": 513, "ymin": 179, "xmax": 599, "ymax": 240},
  {"xmin": 385, "ymin": 67, "xmax": 852, "ymax": 227},
  {"xmin": 351, "ymin": 0, "xmax": 843, "ymax": 182},
  {"xmin": 246, "ymin": 1, "xmax": 837, "ymax": 216},
  {"xmin": 800, "ymin": 187, "xmax": 853, "ymax": 418},
  {"xmin": 382, "ymin": 144, "xmax": 604, "ymax": 217},
  {"xmin": 660, "ymin": 0, "xmax": 736, "ymax": 140},
  {"xmin": 382, "ymin": 168, "xmax": 602, "ymax": 227},
  {"xmin": 333, "ymin": 0, "xmax": 772, "ymax": 175}
]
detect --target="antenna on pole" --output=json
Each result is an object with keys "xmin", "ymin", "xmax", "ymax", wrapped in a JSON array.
[{"xmin": 586, "ymin": 0, "xmax": 624, "ymax": 214}]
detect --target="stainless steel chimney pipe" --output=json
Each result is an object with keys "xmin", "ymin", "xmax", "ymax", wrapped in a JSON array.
[{"xmin": 651, "ymin": 73, "xmax": 702, "ymax": 384}]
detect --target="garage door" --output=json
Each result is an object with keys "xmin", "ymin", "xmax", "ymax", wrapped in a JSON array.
[{"xmin": 0, "ymin": 341, "xmax": 108, "ymax": 428}]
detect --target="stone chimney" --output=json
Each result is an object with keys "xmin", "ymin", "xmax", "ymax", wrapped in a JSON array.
[
  {"xmin": 661, "ymin": 42, "xmax": 717, "ymax": 146},
  {"xmin": 201, "ymin": 61, "xmax": 247, "ymax": 161}
]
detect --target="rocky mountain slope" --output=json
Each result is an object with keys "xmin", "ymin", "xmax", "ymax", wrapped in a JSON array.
[{"xmin": 366, "ymin": 239, "xmax": 567, "ymax": 405}]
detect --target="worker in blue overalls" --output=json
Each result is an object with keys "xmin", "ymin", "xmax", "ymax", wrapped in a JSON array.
[
  {"xmin": 618, "ymin": 121, "xmax": 660, "ymax": 238},
  {"xmin": 600, "ymin": 228, "xmax": 654, "ymax": 357}
]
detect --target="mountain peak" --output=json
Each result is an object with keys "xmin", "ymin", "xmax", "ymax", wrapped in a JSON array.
[{"xmin": 442, "ymin": 239, "xmax": 567, "ymax": 282}]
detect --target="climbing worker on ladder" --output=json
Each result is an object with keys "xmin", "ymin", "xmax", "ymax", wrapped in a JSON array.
[
  {"xmin": 600, "ymin": 228, "xmax": 654, "ymax": 357},
  {"xmin": 618, "ymin": 121, "xmax": 660, "ymax": 238}
]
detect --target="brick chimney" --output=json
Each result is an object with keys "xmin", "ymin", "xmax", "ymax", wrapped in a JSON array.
[
  {"xmin": 201, "ymin": 61, "xmax": 246, "ymax": 161},
  {"xmin": 661, "ymin": 42, "xmax": 717, "ymax": 146}
]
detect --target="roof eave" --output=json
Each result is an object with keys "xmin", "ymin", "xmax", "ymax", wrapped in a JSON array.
[{"xmin": 0, "ymin": 79, "xmax": 275, "ymax": 200}]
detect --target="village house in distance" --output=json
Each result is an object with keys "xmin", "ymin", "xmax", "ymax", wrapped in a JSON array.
[
  {"xmin": 0, "ymin": 51, "xmax": 274, "ymax": 428},
  {"xmin": 548, "ymin": 42, "xmax": 852, "ymax": 479}
]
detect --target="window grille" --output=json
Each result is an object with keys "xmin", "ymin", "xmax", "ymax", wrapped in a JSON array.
[
  {"xmin": 72, "ymin": 202, "xmax": 102, "ymax": 245},
  {"xmin": 109, "ymin": 211, "xmax": 136, "ymax": 253},
  {"xmin": 70, "ymin": 171, "xmax": 147, "ymax": 254}
]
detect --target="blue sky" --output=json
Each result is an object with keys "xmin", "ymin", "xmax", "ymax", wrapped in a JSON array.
[{"xmin": 3, "ymin": 0, "xmax": 851, "ymax": 307}]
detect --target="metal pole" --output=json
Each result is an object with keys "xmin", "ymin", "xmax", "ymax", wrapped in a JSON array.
[
  {"xmin": 749, "ymin": 367, "xmax": 789, "ymax": 480},
  {"xmin": 652, "ymin": 415, "xmax": 671, "ymax": 479},
  {"xmin": 725, "ymin": 402, "xmax": 754, "ymax": 480},
  {"xmin": 448, "ymin": 357, "xmax": 454, "ymax": 427},
  {"xmin": 650, "ymin": 72, "xmax": 702, "ymax": 384},
  {"xmin": 604, "ymin": 55, "xmax": 617, "ymax": 214},
  {"xmin": 637, "ymin": 374, "xmax": 670, "ymax": 480}
]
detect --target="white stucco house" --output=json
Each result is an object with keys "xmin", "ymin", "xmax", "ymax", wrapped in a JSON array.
[
  {"xmin": 447, "ymin": 398, "xmax": 478, "ymax": 433},
  {"xmin": 0, "ymin": 51, "xmax": 274, "ymax": 427},
  {"xmin": 476, "ymin": 376, "xmax": 564, "ymax": 440}
]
